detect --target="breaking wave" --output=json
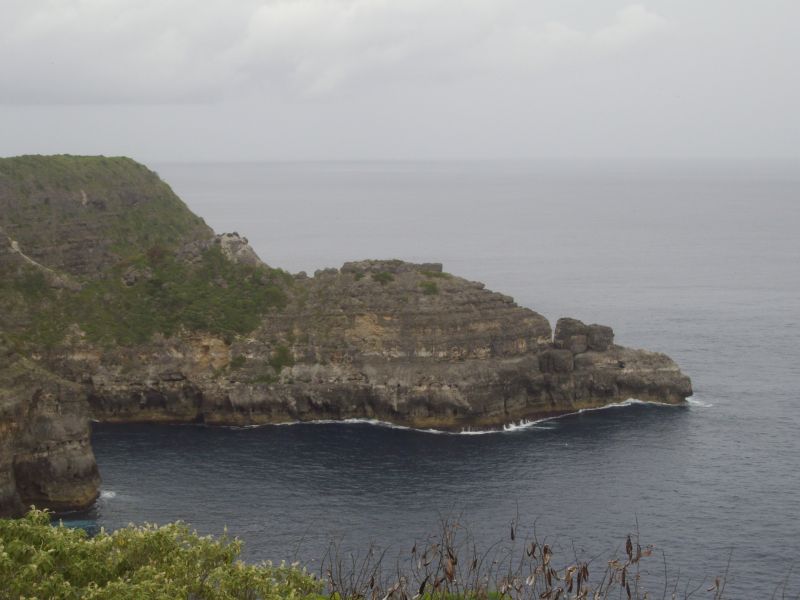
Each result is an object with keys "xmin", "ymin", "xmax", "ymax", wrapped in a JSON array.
[
  {"xmin": 686, "ymin": 396, "xmax": 713, "ymax": 408},
  {"xmin": 219, "ymin": 398, "xmax": 684, "ymax": 436}
]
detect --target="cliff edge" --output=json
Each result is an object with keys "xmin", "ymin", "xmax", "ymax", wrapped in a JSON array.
[
  {"xmin": 0, "ymin": 155, "xmax": 692, "ymax": 515},
  {"xmin": 0, "ymin": 336, "xmax": 99, "ymax": 515}
]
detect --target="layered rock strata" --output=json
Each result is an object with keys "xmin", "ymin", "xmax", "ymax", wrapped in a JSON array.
[
  {"xmin": 0, "ymin": 339, "xmax": 99, "ymax": 515},
  {"xmin": 0, "ymin": 155, "xmax": 692, "ymax": 515},
  {"xmin": 81, "ymin": 260, "xmax": 691, "ymax": 431}
]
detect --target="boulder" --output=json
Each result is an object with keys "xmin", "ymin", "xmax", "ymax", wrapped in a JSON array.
[
  {"xmin": 587, "ymin": 324, "xmax": 614, "ymax": 351},
  {"xmin": 554, "ymin": 318, "xmax": 615, "ymax": 353},
  {"xmin": 553, "ymin": 318, "xmax": 589, "ymax": 353}
]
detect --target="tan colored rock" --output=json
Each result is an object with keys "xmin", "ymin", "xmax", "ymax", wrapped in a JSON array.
[
  {"xmin": 0, "ymin": 344, "xmax": 100, "ymax": 516},
  {"xmin": 82, "ymin": 261, "xmax": 690, "ymax": 432},
  {"xmin": 0, "ymin": 156, "xmax": 694, "ymax": 515}
]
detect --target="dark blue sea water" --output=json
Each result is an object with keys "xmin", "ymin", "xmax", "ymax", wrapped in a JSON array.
[{"xmin": 70, "ymin": 161, "xmax": 800, "ymax": 596}]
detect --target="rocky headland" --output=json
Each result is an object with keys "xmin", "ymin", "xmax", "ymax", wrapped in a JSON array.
[
  {"xmin": 0, "ymin": 338, "xmax": 99, "ymax": 516},
  {"xmin": 0, "ymin": 155, "xmax": 692, "ymax": 516}
]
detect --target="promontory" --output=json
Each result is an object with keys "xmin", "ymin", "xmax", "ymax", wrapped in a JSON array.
[{"xmin": 0, "ymin": 155, "xmax": 692, "ymax": 516}]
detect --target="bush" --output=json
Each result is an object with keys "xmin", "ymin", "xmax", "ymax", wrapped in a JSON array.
[
  {"xmin": 4, "ymin": 246, "xmax": 291, "ymax": 348},
  {"xmin": 269, "ymin": 344, "xmax": 295, "ymax": 373},
  {"xmin": 371, "ymin": 272, "xmax": 394, "ymax": 285},
  {"xmin": 419, "ymin": 281, "xmax": 439, "ymax": 295},
  {"xmin": 0, "ymin": 509, "xmax": 322, "ymax": 599},
  {"xmin": 229, "ymin": 355, "xmax": 247, "ymax": 370},
  {"xmin": 420, "ymin": 270, "xmax": 451, "ymax": 279}
]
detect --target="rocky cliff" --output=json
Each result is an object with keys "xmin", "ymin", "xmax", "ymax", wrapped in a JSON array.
[
  {"xmin": 81, "ymin": 265, "xmax": 690, "ymax": 430},
  {"xmin": 0, "ymin": 155, "xmax": 692, "ymax": 516},
  {"xmin": 0, "ymin": 337, "xmax": 99, "ymax": 516}
]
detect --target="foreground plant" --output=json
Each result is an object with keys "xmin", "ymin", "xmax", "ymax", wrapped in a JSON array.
[
  {"xmin": 0, "ymin": 509, "xmax": 322, "ymax": 599},
  {"xmin": 322, "ymin": 516, "xmax": 738, "ymax": 600}
]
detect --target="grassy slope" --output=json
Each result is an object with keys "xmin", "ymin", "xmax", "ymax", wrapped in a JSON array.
[
  {"xmin": 0, "ymin": 155, "xmax": 292, "ymax": 349},
  {"xmin": 3, "ymin": 249, "xmax": 292, "ymax": 348},
  {"xmin": 0, "ymin": 155, "xmax": 211, "ymax": 267}
]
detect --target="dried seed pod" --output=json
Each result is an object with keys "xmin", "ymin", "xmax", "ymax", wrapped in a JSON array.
[
  {"xmin": 444, "ymin": 558, "xmax": 455, "ymax": 582},
  {"xmin": 500, "ymin": 578, "xmax": 509, "ymax": 594}
]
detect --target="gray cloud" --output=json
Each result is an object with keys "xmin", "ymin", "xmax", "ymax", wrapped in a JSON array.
[
  {"xmin": 1, "ymin": 1, "xmax": 668, "ymax": 104},
  {"xmin": 0, "ymin": 1, "xmax": 798, "ymax": 160}
]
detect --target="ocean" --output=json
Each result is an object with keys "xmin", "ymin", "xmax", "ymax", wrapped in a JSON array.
[{"xmin": 71, "ymin": 160, "xmax": 800, "ymax": 596}]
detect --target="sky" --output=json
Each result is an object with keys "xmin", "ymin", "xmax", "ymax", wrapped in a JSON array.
[{"xmin": 1, "ymin": 0, "xmax": 798, "ymax": 161}]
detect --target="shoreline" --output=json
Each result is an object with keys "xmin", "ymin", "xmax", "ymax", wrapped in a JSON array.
[{"xmin": 90, "ymin": 396, "xmax": 701, "ymax": 436}]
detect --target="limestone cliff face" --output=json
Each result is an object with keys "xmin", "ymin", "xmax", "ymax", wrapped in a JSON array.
[
  {"xmin": 0, "ymin": 338, "xmax": 99, "ymax": 517},
  {"xmin": 0, "ymin": 155, "xmax": 692, "ymax": 515},
  {"xmin": 81, "ymin": 260, "xmax": 690, "ymax": 430}
]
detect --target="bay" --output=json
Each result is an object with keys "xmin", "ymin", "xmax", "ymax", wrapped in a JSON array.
[{"xmin": 70, "ymin": 160, "xmax": 800, "ymax": 596}]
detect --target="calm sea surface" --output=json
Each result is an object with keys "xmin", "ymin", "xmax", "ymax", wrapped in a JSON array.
[{"xmin": 70, "ymin": 161, "xmax": 800, "ymax": 596}]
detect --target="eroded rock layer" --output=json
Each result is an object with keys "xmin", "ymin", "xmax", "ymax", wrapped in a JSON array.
[
  {"xmin": 0, "ymin": 338, "xmax": 99, "ymax": 515},
  {"xmin": 0, "ymin": 155, "xmax": 692, "ymax": 515},
  {"xmin": 80, "ymin": 260, "xmax": 691, "ymax": 431}
]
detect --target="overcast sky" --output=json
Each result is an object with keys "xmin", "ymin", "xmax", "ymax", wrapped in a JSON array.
[{"xmin": 1, "ymin": 0, "xmax": 798, "ymax": 161}]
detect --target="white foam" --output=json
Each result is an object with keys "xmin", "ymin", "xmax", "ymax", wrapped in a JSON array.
[
  {"xmin": 286, "ymin": 418, "xmax": 450, "ymax": 435},
  {"xmin": 686, "ymin": 396, "xmax": 713, "ymax": 408},
  {"xmin": 218, "ymin": 398, "xmax": 682, "ymax": 436},
  {"xmin": 576, "ymin": 398, "xmax": 676, "ymax": 412},
  {"xmin": 100, "ymin": 490, "xmax": 116, "ymax": 499},
  {"xmin": 453, "ymin": 399, "xmax": 682, "ymax": 435}
]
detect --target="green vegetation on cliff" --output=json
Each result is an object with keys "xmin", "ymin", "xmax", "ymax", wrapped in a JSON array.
[
  {"xmin": 371, "ymin": 271, "xmax": 394, "ymax": 285},
  {"xmin": 2, "ymin": 246, "xmax": 292, "ymax": 347},
  {"xmin": 0, "ymin": 155, "xmax": 294, "ymax": 348},
  {"xmin": 419, "ymin": 280, "xmax": 439, "ymax": 295},
  {"xmin": 0, "ymin": 155, "xmax": 211, "ymax": 272},
  {"xmin": 0, "ymin": 510, "xmax": 321, "ymax": 599}
]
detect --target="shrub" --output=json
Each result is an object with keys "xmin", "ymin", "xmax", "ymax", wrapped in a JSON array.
[
  {"xmin": 269, "ymin": 344, "xmax": 295, "ymax": 373},
  {"xmin": 420, "ymin": 270, "xmax": 451, "ymax": 279},
  {"xmin": 4, "ymin": 246, "xmax": 291, "ymax": 348},
  {"xmin": 419, "ymin": 281, "xmax": 439, "ymax": 295},
  {"xmin": 371, "ymin": 272, "xmax": 394, "ymax": 285},
  {"xmin": 146, "ymin": 244, "xmax": 167, "ymax": 266},
  {"xmin": 0, "ymin": 509, "xmax": 322, "ymax": 599},
  {"xmin": 229, "ymin": 355, "xmax": 247, "ymax": 370},
  {"xmin": 13, "ymin": 271, "xmax": 51, "ymax": 299}
]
